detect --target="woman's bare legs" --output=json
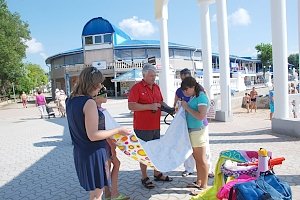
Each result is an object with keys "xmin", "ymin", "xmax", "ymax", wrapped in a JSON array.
[
  {"xmin": 90, "ymin": 188, "xmax": 103, "ymax": 200},
  {"xmin": 193, "ymin": 146, "xmax": 208, "ymax": 188},
  {"xmin": 110, "ymin": 156, "xmax": 121, "ymax": 198}
]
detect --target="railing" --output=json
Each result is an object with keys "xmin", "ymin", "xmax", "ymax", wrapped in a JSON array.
[
  {"xmin": 114, "ymin": 61, "xmax": 143, "ymax": 71},
  {"xmin": 289, "ymin": 94, "xmax": 300, "ymax": 118},
  {"xmin": 174, "ymin": 78, "xmax": 239, "ymax": 95}
]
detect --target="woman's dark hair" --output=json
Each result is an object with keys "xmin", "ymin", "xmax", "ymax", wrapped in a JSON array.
[
  {"xmin": 180, "ymin": 76, "xmax": 205, "ymax": 97},
  {"xmin": 71, "ymin": 67, "xmax": 104, "ymax": 98}
]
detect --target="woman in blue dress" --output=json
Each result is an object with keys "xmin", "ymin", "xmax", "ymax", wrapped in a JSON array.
[{"xmin": 66, "ymin": 67, "xmax": 130, "ymax": 200}]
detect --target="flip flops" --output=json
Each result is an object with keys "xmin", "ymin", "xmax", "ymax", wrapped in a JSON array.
[
  {"xmin": 187, "ymin": 182, "xmax": 203, "ymax": 190},
  {"xmin": 190, "ymin": 189, "xmax": 204, "ymax": 196},
  {"xmin": 111, "ymin": 193, "xmax": 130, "ymax": 200}
]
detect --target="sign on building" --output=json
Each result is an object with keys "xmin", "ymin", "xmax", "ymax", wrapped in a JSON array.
[
  {"xmin": 92, "ymin": 61, "xmax": 107, "ymax": 69},
  {"xmin": 148, "ymin": 56, "xmax": 156, "ymax": 65}
]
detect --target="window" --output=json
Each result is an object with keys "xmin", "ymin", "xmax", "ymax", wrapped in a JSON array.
[
  {"xmin": 95, "ymin": 35, "xmax": 102, "ymax": 44},
  {"xmin": 132, "ymin": 49, "xmax": 146, "ymax": 59},
  {"xmin": 146, "ymin": 49, "xmax": 161, "ymax": 58},
  {"xmin": 114, "ymin": 50, "xmax": 132, "ymax": 60},
  {"xmin": 174, "ymin": 49, "xmax": 191, "ymax": 59},
  {"xmin": 103, "ymin": 34, "xmax": 112, "ymax": 43},
  {"xmin": 84, "ymin": 36, "xmax": 93, "ymax": 45},
  {"xmin": 193, "ymin": 51, "xmax": 202, "ymax": 61}
]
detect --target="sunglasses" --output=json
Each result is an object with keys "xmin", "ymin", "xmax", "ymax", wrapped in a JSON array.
[{"xmin": 91, "ymin": 67, "xmax": 100, "ymax": 74}]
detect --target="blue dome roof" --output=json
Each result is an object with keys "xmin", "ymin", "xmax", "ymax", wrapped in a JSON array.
[{"xmin": 82, "ymin": 17, "xmax": 114, "ymax": 36}]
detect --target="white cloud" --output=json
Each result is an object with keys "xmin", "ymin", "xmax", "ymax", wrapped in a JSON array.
[
  {"xmin": 25, "ymin": 38, "xmax": 44, "ymax": 54},
  {"xmin": 39, "ymin": 52, "xmax": 48, "ymax": 60},
  {"xmin": 119, "ymin": 16, "xmax": 155, "ymax": 38},
  {"xmin": 228, "ymin": 8, "xmax": 251, "ymax": 26}
]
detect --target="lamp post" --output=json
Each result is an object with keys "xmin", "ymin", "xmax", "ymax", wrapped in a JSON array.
[
  {"xmin": 263, "ymin": 65, "xmax": 266, "ymax": 80},
  {"xmin": 192, "ymin": 48, "xmax": 199, "ymax": 77}
]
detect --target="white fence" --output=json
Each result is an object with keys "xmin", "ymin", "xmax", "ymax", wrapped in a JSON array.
[{"xmin": 174, "ymin": 78, "xmax": 238, "ymax": 95}]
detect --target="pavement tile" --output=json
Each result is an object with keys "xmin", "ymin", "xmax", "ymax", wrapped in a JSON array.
[{"xmin": 0, "ymin": 100, "xmax": 299, "ymax": 200}]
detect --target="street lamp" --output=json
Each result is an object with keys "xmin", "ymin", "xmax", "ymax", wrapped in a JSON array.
[{"xmin": 192, "ymin": 48, "xmax": 199, "ymax": 77}]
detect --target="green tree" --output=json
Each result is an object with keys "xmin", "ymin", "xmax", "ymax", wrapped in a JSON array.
[
  {"xmin": 288, "ymin": 53, "xmax": 299, "ymax": 68},
  {"xmin": 255, "ymin": 43, "xmax": 273, "ymax": 68},
  {"xmin": 15, "ymin": 63, "xmax": 48, "ymax": 94},
  {"xmin": 0, "ymin": 0, "xmax": 31, "ymax": 95}
]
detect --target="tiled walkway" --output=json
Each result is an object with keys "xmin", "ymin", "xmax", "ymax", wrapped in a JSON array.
[{"xmin": 0, "ymin": 99, "xmax": 299, "ymax": 199}]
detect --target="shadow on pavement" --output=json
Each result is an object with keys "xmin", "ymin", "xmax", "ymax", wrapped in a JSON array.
[{"xmin": 0, "ymin": 117, "xmax": 89, "ymax": 199}]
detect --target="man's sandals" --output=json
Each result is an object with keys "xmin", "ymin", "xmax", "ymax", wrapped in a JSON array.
[
  {"xmin": 141, "ymin": 173, "xmax": 173, "ymax": 189},
  {"xmin": 141, "ymin": 177, "xmax": 155, "ymax": 189},
  {"xmin": 154, "ymin": 173, "xmax": 173, "ymax": 182}
]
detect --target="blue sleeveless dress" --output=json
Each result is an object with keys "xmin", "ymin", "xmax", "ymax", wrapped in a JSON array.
[{"xmin": 66, "ymin": 96, "xmax": 109, "ymax": 191}]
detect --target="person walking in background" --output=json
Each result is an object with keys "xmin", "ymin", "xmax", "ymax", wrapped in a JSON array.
[
  {"xmin": 58, "ymin": 90, "xmax": 67, "ymax": 117},
  {"xmin": 66, "ymin": 67, "xmax": 130, "ymax": 200},
  {"xmin": 35, "ymin": 90, "xmax": 47, "ymax": 118},
  {"xmin": 21, "ymin": 91, "xmax": 28, "ymax": 108},
  {"xmin": 128, "ymin": 63, "xmax": 173, "ymax": 189},
  {"xmin": 243, "ymin": 93, "xmax": 251, "ymax": 113},
  {"xmin": 269, "ymin": 88, "xmax": 274, "ymax": 120},
  {"xmin": 180, "ymin": 77, "xmax": 209, "ymax": 195},
  {"xmin": 94, "ymin": 87, "xmax": 130, "ymax": 200},
  {"xmin": 55, "ymin": 88, "xmax": 61, "ymax": 111},
  {"xmin": 173, "ymin": 68, "xmax": 214, "ymax": 178},
  {"xmin": 250, "ymin": 87, "xmax": 258, "ymax": 112}
]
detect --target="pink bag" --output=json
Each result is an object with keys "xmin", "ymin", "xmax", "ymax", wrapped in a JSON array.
[{"xmin": 217, "ymin": 174, "xmax": 256, "ymax": 200}]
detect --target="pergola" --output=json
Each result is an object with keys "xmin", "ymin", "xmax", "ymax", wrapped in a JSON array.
[{"xmin": 155, "ymin": 0, "xmax": 299, "ymax": 136}]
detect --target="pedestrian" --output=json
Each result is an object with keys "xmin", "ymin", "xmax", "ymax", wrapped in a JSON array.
[
  {"xmin": 128, "ymin": 63, "xmax": 173, "ymax": 189},
  {"xmin": 173, "ymin": 68, "xmax": 214, "ymax": 178},
  {"xmin": 58, "ymin": 90, "xmax": 67, "ymax": 117},
  {"xmin": 243, "ymin": 93, "xmax": 251, "ymax": 113},
  {"xmin": 21, "ymin": 91, "xmax": 28, "ymax": 108},
  {"xmin": 180, "ymin": 76, "xmax": 209, "ymax": 195},
  {"xmin": 250, "ymin": 87, "xmax": 258, "ymax": 112},
  {"xmin": 94, "ymin": 86, "xmax": 130, "ymax": 200},
  {"xmin": 55, "ymin": 88, "xmax": 60, "ymax": 111},
  {"xmin": 66, "ymin": 67, "xmax": 130, "ymax": 200},
  {"xmin": 269, "ymin": 88, "xmax": 274, "ymax": 120},
  {"xmin": 35, "ymin": 90, "xmax": 47, "ymax": 118}
]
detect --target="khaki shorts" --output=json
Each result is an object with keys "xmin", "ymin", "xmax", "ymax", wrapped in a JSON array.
[{"xmin": 189, "ymin": 127, "xmax": 208, "ymax": 148}]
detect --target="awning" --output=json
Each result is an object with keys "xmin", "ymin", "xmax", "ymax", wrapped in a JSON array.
[{"xmin": 111, "ymin": 68, "xmax": 143, "ymax": 82}]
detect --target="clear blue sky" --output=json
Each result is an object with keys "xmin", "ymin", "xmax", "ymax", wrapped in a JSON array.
[{"xmin": 6, "ymin": 0, "xmax": 299, "ymax": 71}]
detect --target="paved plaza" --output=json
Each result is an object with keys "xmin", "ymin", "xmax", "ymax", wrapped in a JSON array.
[{"xmin": 0, "ymin": 99, "xmax": 299, "ymax": 200}]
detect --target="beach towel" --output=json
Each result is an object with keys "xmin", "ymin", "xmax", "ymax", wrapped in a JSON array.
[{"xmin": 103, "ymin": 108, "xmax": 193, "ymax": 172}]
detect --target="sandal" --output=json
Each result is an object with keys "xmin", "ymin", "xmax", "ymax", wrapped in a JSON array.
[
  {"xmin": 154, "ymin": 173, "xmax": 173, "ymax": 182},
  {"xmin": 190, "ymin": 188, "xmax": 204, "ymax": 196},
  {"xmin": 208, "ymin": 172, "xmax": 214, "ymax": 178},
  {"xmin": 141, "ymin": 177, "xmax": 155, "ymax": 189},
  {"xmin": 187, "ymin": 182, "xmax": 202, "ymax": 189},
  {"xmin": 111, "ymin": 193, "xmax": 130, "ymax": 200}
]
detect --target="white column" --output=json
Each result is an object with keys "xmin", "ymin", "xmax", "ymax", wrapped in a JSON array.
[
  {"xmin": 198, "ymin": 0, "xmax": 213, "ymax": 100},
  {"xmin": 216, "ymin": 0, "xmax": 231, "ymax": 120},
  {"xmin": 270, "ymin": 0, "xmax": 289, "ymax": 119},
  {"xmin": 155, "ymin": 0, "xmax": 173, "ymax": 106}
]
